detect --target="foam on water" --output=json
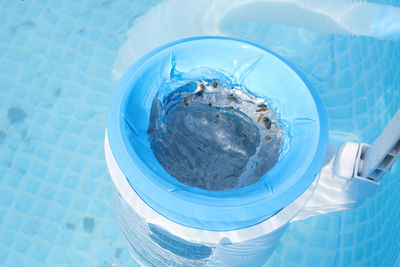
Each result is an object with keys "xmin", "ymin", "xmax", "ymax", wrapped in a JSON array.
[{"xmin": 147, "ymin": 72, "xmax": 282, "ymax": 191}]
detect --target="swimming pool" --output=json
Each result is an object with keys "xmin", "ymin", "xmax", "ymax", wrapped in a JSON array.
[{"xmin": 0, "ymin": 0, "xmax": 399, "ymax": 266}]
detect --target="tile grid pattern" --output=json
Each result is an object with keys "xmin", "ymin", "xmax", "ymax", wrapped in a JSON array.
[
  {"xmin": 0, "ymin": 0, "xmax": 160, "ymax": 266},
  {"xmin": 0, "ymin": 0, "xmax": 399, "ymax": 266},
  {"xmin": 226, "ymin": 19, "xmax": 400, "ymax": 267}
]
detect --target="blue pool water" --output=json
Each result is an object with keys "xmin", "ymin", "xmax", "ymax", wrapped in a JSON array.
[{"xmin": 0, "ymin": 0, "xmax": 399, "ymax": 266}]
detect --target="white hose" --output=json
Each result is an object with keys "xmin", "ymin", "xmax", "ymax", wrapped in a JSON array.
[{"xmin": 112, "ymin": 0, "xmax": 400, "ymax": 80}]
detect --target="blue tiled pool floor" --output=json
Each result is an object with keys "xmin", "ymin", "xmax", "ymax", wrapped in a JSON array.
[
  {"xmin": 0, "ymin": 0, "xmax": 163, "ymax": 266},
  {"xmin": 0, "ymin": 0, "xmax": 399, "ymax": 266}
]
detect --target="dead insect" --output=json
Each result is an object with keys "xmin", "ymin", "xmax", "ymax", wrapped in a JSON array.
[
  {"xmin": 257, "ymin": 113, "xmax": 265, "ymax": 123},
  {"xmin": 184, "ymin": 97, "xmax": 190, "ymax": 106},
  {"xmin": 214, "ymin": 119, "xmax": 220, "ymax": 124},
  {"xmin": 227, "ymin": 94, "xmax": 239, "ymax": 103},
  {"xmin": 265, "ymin": 136, "xmax": 272, "ymax": 141},
  {"xmin": 227, "ymin": 106, "xmax": 234, "ymax": 110},
  {"xmin": 240, "ymin": 133, "xmax": 248, "ymax": 138},
  {"xmin": 257, "ymin": 104, "xmax": 267, "ymax": 109},
  {"xmin": 208, "ymin": 103, "xmax": 212, "ymax": 106},
  {"xmin": 263, "ymin": 117, "xmax": 272, "ymax": 129},
  {"xmin": 216, "ymin": 114, "xmax": 219, "ymax": 118},
  {"xmin": 212, "ymin": 80, "xmax": 218, "ymax": 88},
  {"xmin": 195, "ymin": 84, "xmax": 205, "ymax": 96},
  {"xmin": 256, "ymin": 108, "xmax": 267, "ymax": 112}
]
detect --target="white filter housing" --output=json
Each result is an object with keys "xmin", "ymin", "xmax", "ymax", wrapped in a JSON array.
[
  {"xmin": 105, "ymin": 132, "xmax": 318, "ymax": 266},
  {"xmin": 105, "ymin": 37, "xmax": 329, "ymax": 266}
]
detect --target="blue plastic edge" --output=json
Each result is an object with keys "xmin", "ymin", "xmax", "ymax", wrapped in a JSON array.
[{"xmin": 107, "ymin": 36, "xmax": 329, "ymax": 231}]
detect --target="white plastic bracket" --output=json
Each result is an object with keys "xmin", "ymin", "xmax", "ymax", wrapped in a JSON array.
[
  {"xmin": 333, "ymin": 109, "xmax": 400, "ymax": 184},
  {"xmin": 332, "ymin": 142, "xmax": 380, "ymax": 202},
  {"xmin": 332, "ymin": 109, "xmax": 400, "ymax": 200},
  {"xmin": 332, "ymin": 110, "xmax": 400, "ymax": 202},
  {"xmin": 359, "ymin": 109, "xmax": 400, "ymax": 181},
  {"xmin": 332, "ymin": 141, "xmax": 360, "ymax": 185},
  {"xmin": 294, "ymin": 109, "xmax": 400, "ymax": 221}
]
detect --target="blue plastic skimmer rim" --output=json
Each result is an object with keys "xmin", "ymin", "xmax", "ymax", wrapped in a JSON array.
[{"xmin": 107, "ymin": 36, "xmax": 329, "ymax": 231}]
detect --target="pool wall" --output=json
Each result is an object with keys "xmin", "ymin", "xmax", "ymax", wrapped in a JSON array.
[
  {"xmin": 225, "ymin": 13, "xmax": 400, "ymax": 267},
  {"xmin": 0, "ymin": 0, "xmax": 399, "ymax": 266}
]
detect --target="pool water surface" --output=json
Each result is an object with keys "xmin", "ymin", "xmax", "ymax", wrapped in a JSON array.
[{"xmin": 0, "ymin": 0, "xmax": 399, "ymax": 266}]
